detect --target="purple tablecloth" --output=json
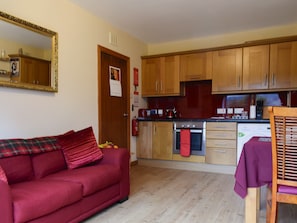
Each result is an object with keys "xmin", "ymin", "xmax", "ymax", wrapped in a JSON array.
[{"xmin": 234, "ymin": 136, "xmax": 272, "ymax": 198}]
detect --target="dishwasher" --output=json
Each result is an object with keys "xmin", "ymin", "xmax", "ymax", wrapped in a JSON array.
[{"xmin": 237, "ymin": 123, "xmax": 271, "ymax": 164}]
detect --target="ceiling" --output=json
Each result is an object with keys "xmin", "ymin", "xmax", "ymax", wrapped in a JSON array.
[{"xmin": 71, "ymin": 0, "xmax": 297, "ymax": 44}]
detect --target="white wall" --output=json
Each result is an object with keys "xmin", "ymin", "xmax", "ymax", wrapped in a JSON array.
[{"xmin": 0, "ymin": 0, "xmax": 148, "ymax": 161}]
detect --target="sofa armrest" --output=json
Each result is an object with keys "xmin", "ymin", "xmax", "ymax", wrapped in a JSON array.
[
  {"xmin": 100, "ymin": 148, "xmax": 130, "ymax": 199},
  {"xmin": 0, "ymin": 180, "xmax": 13, "ymax": 223}
]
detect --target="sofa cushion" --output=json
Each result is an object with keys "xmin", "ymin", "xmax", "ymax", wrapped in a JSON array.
[
  {"xmin": 31, "ymin": 150, "xmax": 67, "ymax": 179},
  {"xmin": 58, "ymin": 127, "xmax": 103, "ymax": 169},
  {"xmin": 0, "ymin": 155, "xmax": 33, "ymax": 184},
  {"xmin": 0, "ymin": 136, "xmax": 60, "ymax": 158},
  {"xmin": 11, "ymin": 179, "xmax": 83, "ymax": 223},
  {"xmin": 0, "ymin": 164, "xmax": 7, "ymax": 183},
  {"xmin": 45, "ymin": 164, "xmax": 120, "ymax": 196}
]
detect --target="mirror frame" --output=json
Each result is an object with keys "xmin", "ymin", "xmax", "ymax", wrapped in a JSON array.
[{"xmin": 0, "ymin": 11, "xmax": 58, "ymax": 92}]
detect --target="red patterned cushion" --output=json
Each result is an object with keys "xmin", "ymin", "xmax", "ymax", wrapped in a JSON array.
[
  {"xmin": 58, "ymin": 127, "xmax": 103, "ymax": 169},
  {"xmin": 0, "ymin": 165, "xmax": 8, "ymax": 183}
]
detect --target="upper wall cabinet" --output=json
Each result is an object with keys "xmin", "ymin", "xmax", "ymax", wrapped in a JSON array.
[
  {"xmin": 242, "ymin": 45, "xmax": 270, "ymax": 90},
  {"xmin": 180, "ymin": 52, "xmax": 212, "ymax": 81},
  {"xmin": 142, "ymin": 55, "xmax": 182, "ymax": 97},
  {"xmin": 212, "ymin": 48, "xmax": 242, "ymax": 93},
  {"xmin": 242, "ymin": 41, "xmax": 297, "ymax": 92},
  {"xmin": 269, "ymin": 41, "xmax": 297, "ymax": 90}
]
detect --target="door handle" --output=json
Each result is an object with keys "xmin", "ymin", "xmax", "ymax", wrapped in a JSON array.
[{"xmin": 123, "ymin": 113, "xmax": 128, "ymax": 117}]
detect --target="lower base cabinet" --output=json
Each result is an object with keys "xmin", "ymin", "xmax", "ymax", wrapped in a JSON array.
[
  {"xmin": 137, "ymin": 121, "xmax": 173, "ymax": 160},
  {"xmin": 206, "ymin": 122, "xmax": 237, "ymax": 165}
]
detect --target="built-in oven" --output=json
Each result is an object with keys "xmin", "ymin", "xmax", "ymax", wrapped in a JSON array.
[{"xmin": 173, "ymin": 121, "xmax": 206, "ymax": 156}]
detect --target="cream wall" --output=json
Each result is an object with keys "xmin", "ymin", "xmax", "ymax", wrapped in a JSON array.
[
  {"xmin": 147, "ymin": 23, "xmax": 297, "ymax": 55},
  {"xmin": 0, "ymin": 0, "xmax": 148, "ymax": 161}
]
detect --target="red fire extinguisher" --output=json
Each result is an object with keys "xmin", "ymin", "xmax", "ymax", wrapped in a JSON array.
[{"xmin": 132, "ymin": 116, "xmax": 139, "ymax": 136}]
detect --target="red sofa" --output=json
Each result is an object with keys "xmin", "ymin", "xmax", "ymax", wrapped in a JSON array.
[{"xmin": 0, "ymin": 127, "xmax": 130, "ymax": 223}]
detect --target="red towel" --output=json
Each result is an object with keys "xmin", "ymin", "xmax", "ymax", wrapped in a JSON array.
[{"xmin": 180, "ymin": 129, "xmax": 191, "ymax": 157}]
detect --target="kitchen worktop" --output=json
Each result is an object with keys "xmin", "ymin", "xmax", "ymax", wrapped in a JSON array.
[{"xmin": 137, "ymin": 117, "xmax": 270, "ymax": 123}]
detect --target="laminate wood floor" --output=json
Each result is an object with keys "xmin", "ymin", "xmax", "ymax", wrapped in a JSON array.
[{"xmin": 84, "ymin": 165, "xmax": 297, "ymax": 223}]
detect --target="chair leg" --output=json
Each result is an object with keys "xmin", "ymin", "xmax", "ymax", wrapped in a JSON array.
[
  {"xmin": 270, "ymin": 199, "xmax": 277, "ymax": 223},
  {"xmin": 266, "ymin": 187, "xmax": 272, "ymax": 223}
]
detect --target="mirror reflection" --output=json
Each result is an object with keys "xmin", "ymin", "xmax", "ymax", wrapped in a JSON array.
[{"xmin": 0, "ymin": 11, "xmax": 58, "ymax": 92}]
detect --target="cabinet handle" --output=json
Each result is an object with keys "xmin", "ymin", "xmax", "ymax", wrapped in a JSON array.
[
  {"xmin": 160, "ymin": 81, "xmax": 163, "ymax": 91},
  {"xmin": 214, "ymin": 149, "xmax": 227, "ymax": 153},
  {"xmin": 237, "ymin": 76, "xmax": 240, "ymax": 88},
  {"xmin": 265, "ymin": 74, "xmax": 268, "ymax": 86},
  {"xmin": 155, "ymin": 81, "xmax": 158, "ymax": 92},
  {"xmin": 272, "ymin": 73, "xmax": 275, "ymax": 86}
]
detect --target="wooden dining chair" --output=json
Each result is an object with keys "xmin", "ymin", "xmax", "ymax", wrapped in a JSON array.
[{"xmin": 267, "ymin": 106, "xmax": 297, "ymax": 223}]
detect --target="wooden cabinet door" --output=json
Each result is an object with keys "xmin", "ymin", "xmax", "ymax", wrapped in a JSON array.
[
  {"xmin": 141, "ymin": 58, "xmax": 161, "ymax": 96},
  {"xmin": 243, "ymin": 45, "xmax": 269, "ymax": 90},
  {"xmin": 152, "ymin": 122, "xmax": 173, "ymax": 160},
  {"xmin": 36, "ymin": 60, "xmax": 50, "ymax": 86},
  {"xmin": 161, "ymin": 55, "xmax": 180, "ymax": 95},
  {"xmin": 212, "ymin": 48, "xmax": 242, "ymax": 93},
  {"xmin": 20, "ymin": 57, "xmax": 35, "ymax": 84},
  {"xmin": 269, "ymin": 41, "xmax": 297, "ymax": 89},
  {"xmin": 137, "ymin": 122, "xmax": 153, "ymax": 159},
  {"xmin": 180, "ymin": 52, "xmax": 212, "ymax": 81}
]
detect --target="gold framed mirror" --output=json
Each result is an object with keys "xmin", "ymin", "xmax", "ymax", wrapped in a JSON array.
[{"xmin": 0, "ymin": 11, "xmax": 58, "ymax": 92}]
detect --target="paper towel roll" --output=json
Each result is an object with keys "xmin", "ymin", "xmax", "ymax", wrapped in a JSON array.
[{"xmin": 250, "ymin": 105, "xmax": 256, "ymax": 119}]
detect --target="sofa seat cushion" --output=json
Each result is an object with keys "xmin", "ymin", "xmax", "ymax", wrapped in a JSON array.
[
  {"xmin": 11, "ymin": 179, "xmax": 82, "ymax": 223},
  {"xmin": 45, "ymin": 164, "xmax": 120, "ymax": 196}
]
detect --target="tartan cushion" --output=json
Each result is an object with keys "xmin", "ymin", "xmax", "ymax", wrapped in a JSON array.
[
  {"xmin": 0, "ymin": 136, "xmax": 60, "ymax": 158},
  {"xmin": 0, "ymin": 164, "xmax": 7, "ymax": 183},
  {"xmin": 58, "ymin": 127, "xmax": 103, "ymax": 169}
]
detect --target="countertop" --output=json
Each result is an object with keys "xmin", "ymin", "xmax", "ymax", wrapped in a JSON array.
[{"xmin": 137, "ymin": 117, "xmax": 270, "ymax": 123}]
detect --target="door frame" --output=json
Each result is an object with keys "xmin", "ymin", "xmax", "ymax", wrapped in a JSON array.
[{"xmin": 97, "ymin": 45, "xmax": 130, "ymax": 150}]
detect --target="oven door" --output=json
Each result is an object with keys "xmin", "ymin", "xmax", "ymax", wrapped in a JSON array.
[{"xmin": 173, "ymin": 128, "xmax": 206, "ymax": 156}]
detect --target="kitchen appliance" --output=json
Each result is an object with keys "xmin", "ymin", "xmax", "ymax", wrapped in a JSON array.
[
  {"xmin": 256, "ymin": 100, "xmax": 264, "ymax": 119},
  {"xmin": 166, "ymin": 108, "xmax": 177, "ymax": 118},
  {"xmin": 237, "ymin": 123, "xmax": 271, "ymax": 164},
  {"xmin": 173, "ymin": 121, "xmax": 206, "ymax": 156}
]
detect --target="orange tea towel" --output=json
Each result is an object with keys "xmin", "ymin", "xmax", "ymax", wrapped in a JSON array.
[{"xmin": 180, "ymin": 129, "xmax": 191, "ymax": 157}]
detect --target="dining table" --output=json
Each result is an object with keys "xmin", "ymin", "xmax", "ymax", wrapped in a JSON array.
[{"xmin": 234, "ymin": 136, "xmax": 272, "ymax": 223}]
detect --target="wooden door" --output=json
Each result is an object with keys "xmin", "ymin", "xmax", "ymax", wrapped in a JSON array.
[
  {"xmin": 242, "ymin": 45, "xmax": 269, "ymax": 90},
  {"xmin": 98, "ymin": 46, "xmax": 130, "ymax": 150},
  {"xmin": 212, "ymin": 48, "xmax": 242, "ymax": 93},
  {"xmin": 269, "ymin": 41, "xmax": 297, "ymax": 89}
]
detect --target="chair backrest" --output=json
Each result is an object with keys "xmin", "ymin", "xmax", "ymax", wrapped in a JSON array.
[{"xmin": 269, "ymin": 106, "xmax": 297, "ymax": 188}]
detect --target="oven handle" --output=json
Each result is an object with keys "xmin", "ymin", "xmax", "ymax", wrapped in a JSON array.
[{"xmin": 175, "ymin": 129, "xmax": 203, "ymax": 133}]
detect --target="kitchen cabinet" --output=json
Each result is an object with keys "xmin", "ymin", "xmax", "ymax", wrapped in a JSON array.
[
  {"xmin": 137, "ymin": 122, "xmax": 153, "ymax": 159},
  {"xmin": 141, "ymin": 55, "xmax": 182, "ymax": 97},
  {"xmin": 269, "ymin": 41, "xmax": 297, "ymax": 90},
  {"xmin": 212, "ymin": 48, "xmax": 242, "ymax": 93},
  {"xmin": 152, "ymin": 122, "xmax": 173, "ymax": 160},
  {"xmin": 243, "ymin": 41, "xmax": 297, "ymax": 91},
  {"xmin": 206, "ymin": 122, "xmax": 237, "ymax": 165},
  {"xmin": 136, "ymin": 121, "xmax": 173, "ymax": 160},
  {"xmin": 10, "ymin": 54, "xmax": 51, "ymax": 86},
  {"xmin": 180, "ymin": 51, "xmax": 212, "ymax": 81},
  {"xmin": 242, "ymin": 45, "xmax": 270, "ymax": 90}
]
